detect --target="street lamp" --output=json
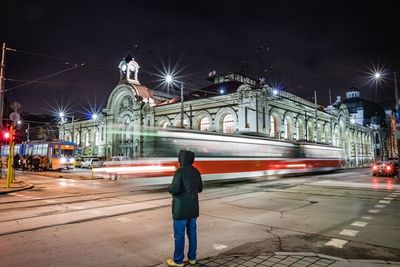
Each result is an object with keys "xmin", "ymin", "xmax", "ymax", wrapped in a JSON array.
[
  {"xmin": 372, "ymin": 70, "xmax": 399, "ymax": 109},
  {"xmin": 165, "ymin": 74, "xmax": 185, "ymax": 128},
  {"xmin": 16, "ymin": 120, "xmax": 30, "ymax": 142}
]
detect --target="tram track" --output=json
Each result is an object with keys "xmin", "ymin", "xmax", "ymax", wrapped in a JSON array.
[{"xmin": 2, "ymin": 170, "xmax": 395, "ymax": 238}]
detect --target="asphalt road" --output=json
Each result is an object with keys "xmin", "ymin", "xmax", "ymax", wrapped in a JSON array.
[{"xmin": 0, "ymin": 168, "xmax": 399, "ymax": 266}]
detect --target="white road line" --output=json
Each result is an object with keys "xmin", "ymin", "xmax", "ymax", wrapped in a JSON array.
[
  {"xmin": 351, "ymin": 221, "xmax": 368, "ymax": 227},
  {"xmin": 362, "ymin": 216, "xmax": 373, "ymax": 220},
  {"xmin": 369, "ymin": 209, "xmax": 380, "ymax": 213},
  {"xmin": 388, "ymin": 194, "xmax": 397, "ymax": 197},
  {"xmin": 374, "ymin": 204, "xmax": 386, "ymax": 208},
  {"xmin": 213, "ymin": 244, "xmax": 228, "ymax": 250},
  {"xmin": 325, "ymin": 238, "xmax": 348, "ymax": 248},
  {"xmin": 379, "ymin": 200, "xmax": 391, "ymax": 204},
  {"xmin": 384, "ymin": 197, "xmax": 394, "ymax": 200},
  {"xmin": 339, "ymin": 229, "xmax": 359, "ymax": 237}
]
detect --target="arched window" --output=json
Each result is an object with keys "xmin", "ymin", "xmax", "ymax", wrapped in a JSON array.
[
  {"xmin": 222, "ymin": 114, "xmax": 235, "ymax": 133},
  {"xmin": 284, "ymin": 119, "xmax": 290, "ymax": 139},
  {"xmin": 75, "ymin": 133, "xmax": 80, "ymax": 145},
  {"xmin": 270, "ymin": 115, "xmax": 276, "ymax": 137},
  {"xmin": 178, "ymin": 118, "xmax": 189, "ymax": 128},
  {"xmin": 85, "ymin": 132, "xmax": 90, "ymax": 146},
  {"xmin": 94, "ymin": 130, "xmax": 99, "ymax": 145},
  {"xmin": 200, "ymin": 117, "xmax": 210, "ymax": 131}
]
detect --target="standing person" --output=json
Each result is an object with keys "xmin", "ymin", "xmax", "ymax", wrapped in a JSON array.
[
  {"xmin": 166, "ymin": 150, "xmax": 203, "ymax": 267},
  {"xmin": 27, "ymin": 154, "xmax": 33, "ymax": 172},
  {"xmin": 13, "ymin": 153, "xmax": 20, "ymax": 169}
]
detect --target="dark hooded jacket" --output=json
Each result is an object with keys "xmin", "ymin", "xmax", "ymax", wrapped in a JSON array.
[{"xmin": 168, "ymin": 150, "xmax": 203, "ymax": 220}]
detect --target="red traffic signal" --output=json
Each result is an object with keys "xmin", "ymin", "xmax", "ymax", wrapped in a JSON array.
[{"xmin": 3, "ymin": 131, "xmax": 10, "ymax": 140}]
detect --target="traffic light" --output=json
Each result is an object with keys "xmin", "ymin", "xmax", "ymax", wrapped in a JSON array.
[{"xmin": 3, "ymin": 131, "xmax": 10, "ymax": 140}]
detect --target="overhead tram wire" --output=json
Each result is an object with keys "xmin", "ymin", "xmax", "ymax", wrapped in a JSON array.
[
  {"xmin": 10, "ymin": 48, "xmax": 77, "ymax": 66},
  {"xmin": 3, "ymin": 63, "xmax": 85, "ymax": 93}
]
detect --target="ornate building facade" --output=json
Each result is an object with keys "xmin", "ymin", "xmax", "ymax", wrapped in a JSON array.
[{"xmin": 60, "ymin": 57, "xmax": 378, "ymax": 166}]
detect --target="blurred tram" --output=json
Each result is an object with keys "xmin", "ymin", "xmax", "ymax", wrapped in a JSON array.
[
  {"xmin": 96, "ymin": 128, "xmax": 345, "ymax": 183},
  {"xmin": 1, "ymin": 140, "xmax": 77, "ymax": 170}
]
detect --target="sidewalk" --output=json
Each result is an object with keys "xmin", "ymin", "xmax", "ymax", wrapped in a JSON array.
[
  {"xmin": 156, "ymin": 252, "xmax": 400, "ymax": 266},
  {"xmin": 15, "ymin": 169, "xmax": 106, "ymax": 180},
  {"xmin": 0, "ymin": 178, "xmax": 34, "ymax": 194}
]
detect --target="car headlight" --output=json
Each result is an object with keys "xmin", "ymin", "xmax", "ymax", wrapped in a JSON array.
[{"xmin": 60, "ymin": 157, "xmax": 66, "ymax": 164}]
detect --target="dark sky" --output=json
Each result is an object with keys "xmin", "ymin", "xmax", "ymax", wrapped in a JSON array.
[{"xmin": 1, "ymin": 0, "xmax": 399, "ymax": 117}]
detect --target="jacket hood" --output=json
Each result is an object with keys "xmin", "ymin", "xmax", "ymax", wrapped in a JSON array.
[{"xmin": 178, "ymin": 150, "xmax": 195, "ymax": 166}]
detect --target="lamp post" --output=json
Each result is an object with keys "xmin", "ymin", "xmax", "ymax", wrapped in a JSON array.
[
  {"xmin": 373, "ymin": 70, "xmax": 399, "ymax": 108},
  {"xmin": 59, "ymin": 112, "xmax": 65, "ymax": 140},
  {"xmin": 17, "ymin": 120, "xmax": 30, "ymax": 142},
  {"xmin": 165, "ymin": 74, "xmax": 185, "ymax": 128},
  {"xmin": 91, "ymin": 113, "xmax": 99, "ymax": 157}
]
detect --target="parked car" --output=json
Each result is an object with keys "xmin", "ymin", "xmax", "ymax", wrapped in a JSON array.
[
  {"xmin": 103, "ymin": 156, "xmax": 131, "ymax": 167},
  {"xmin": 372, "ymin": 160, "xmax": 399, "ymax": 177},
  {"xmin": 81, "ymin": 158, "xmax": 103, "ymax": 168},
  {"xmin": 74, "ymin": 158, "xmax": 83, "ymax": 168},
  {"xmin": 111, "ymin": 156, "xmax": 131, "ymax": 161}
]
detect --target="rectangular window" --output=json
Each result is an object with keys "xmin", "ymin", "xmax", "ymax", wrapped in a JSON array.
[
  {"xmin": 245, "ymin": 107, "xmax": 249, "ymax": 128},
  {"xmin": 262, "ymin": 107, "xmax": 266, "ymax": 129}
]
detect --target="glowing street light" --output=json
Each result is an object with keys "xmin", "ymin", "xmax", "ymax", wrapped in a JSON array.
[
  {"xmin": 374, "ymin": 72, "xmax": 381, "ymax": 80},
  {"xmin": 165, "ymin": 74, "xmax": 185, "ymax": 128},
  {"xmin": 91, "ymin": 113, "xmax": 98, "ymax": 121}
]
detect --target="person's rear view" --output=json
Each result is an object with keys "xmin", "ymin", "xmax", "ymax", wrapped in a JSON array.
[{"xmin": 167, "ymin": 150, "xmax": 203, "ymax": 267}]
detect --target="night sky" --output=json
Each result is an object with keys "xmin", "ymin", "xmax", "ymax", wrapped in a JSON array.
[{"xmin": 1, "ymin": 0, "xmax": 399, "ymax": 117}]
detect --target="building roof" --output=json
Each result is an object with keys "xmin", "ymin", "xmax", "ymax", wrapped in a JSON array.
[{"xmin": 341, "ymin": 97, "xmax": 386, "ymax": 123}]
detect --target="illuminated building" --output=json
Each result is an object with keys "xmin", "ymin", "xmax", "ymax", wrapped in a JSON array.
[{"xmin": 60, "ymin": 56, "xmax": 377, "ymax": 166}]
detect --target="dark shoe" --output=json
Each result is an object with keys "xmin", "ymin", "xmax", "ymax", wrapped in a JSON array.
[{"xmin": 166, "ymin": 259, "xmax": 184, "ymax": 267}]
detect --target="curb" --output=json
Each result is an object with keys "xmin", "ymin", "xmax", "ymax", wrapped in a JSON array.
[
  {"xmin": 18, "ymin": 171, "xmax": 105, "ymax": 180},
  {"xmin": 0, "ymin": 182, "xmax": 34, "ymax": 194}
]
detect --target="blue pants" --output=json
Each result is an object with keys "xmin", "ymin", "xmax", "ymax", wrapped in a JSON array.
[{"xmin": 173, "ymin": 218, "xmax": 197, "ymax": 264}]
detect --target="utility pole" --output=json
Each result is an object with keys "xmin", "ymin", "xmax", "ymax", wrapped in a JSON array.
[
  {"xmin": 314, "ymin": 90, "xmax": 318, "ymax": 143},
  {"xmin": 0, "ymin": 43, "xmax": 6, "ymax": 129},
  {"xmin": 180, "ymin": 82, "xmax": 184, "ymax": 128},
  {"xmin": 394, "ymin": 72, "xmax": 398, "ymax": 110}
]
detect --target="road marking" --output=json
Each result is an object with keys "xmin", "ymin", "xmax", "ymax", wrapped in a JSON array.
[
  {"xmin": 361, "ymin": 216, "xmax": 373, "ymax": 220},
  {"xmin": 351, "ymin": 221, "xmax": 367, "ymax": 227},
  {"xmin": 213, "ymin": 244, "xmax": 228, "ymax": 250},
  {"xmin": 388, "ymin": 194, "xmax": 397, "ymax": 197},
  {"xmin": 384, "ymin": 197, "xmax": 394, "ymax": 200},
  {"xmin": 379, "ymin": 200, "xmax": 391, "ymax": 204},
  {"xmin": 325, "ymin": 238, "xmax": 348, "ymax": 248},
  {"xmin": 44, "ymin": 200, "xmax": 57, "ymax": 203},
  {"xmin": 115, "ymin": 217, "xmax": 131, "ymax": 223},
  {"xmin": 374, "ymin": 204, "xmax": 386, "ymax": 208},
  {"xmin": 339, "ymin": 229, "xmax": 359, "ymax": 237},
  {"xmin": 368, "ymin": 209, "xmax": 380, "ymax": 213}
]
